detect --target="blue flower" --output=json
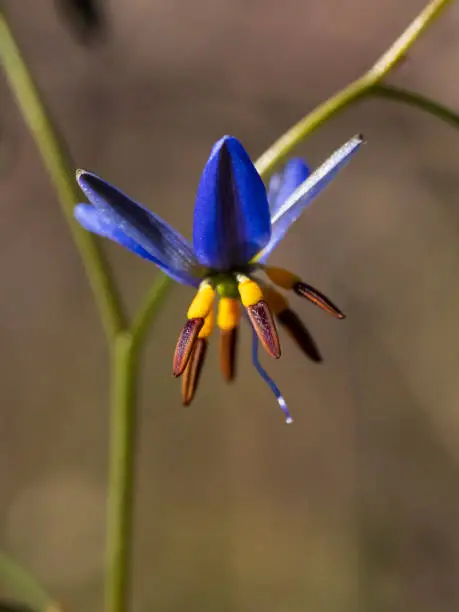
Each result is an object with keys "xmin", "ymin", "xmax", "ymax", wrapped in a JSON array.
[{"xmin": 75, "ymin": 134, "xmax": 364, "ymax": 422}]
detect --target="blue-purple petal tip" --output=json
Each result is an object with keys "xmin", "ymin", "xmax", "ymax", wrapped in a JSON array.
[{"xmin": 75, "ymin": 168, "xmax": 203, "ymax": 286}]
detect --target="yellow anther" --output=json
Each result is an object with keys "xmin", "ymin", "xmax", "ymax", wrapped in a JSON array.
[
  {"xmin": 238, "ymin": 278, "xmax": 263, "ymax": 308},
  {"xmin": 217, "ymin": 298, "xmax": 241, "ymax": 331},
  {"xmin": 198, "ymin": 309, "xmax": 214, "ymax": 338},
  {"xmin": 262, "ymin": 287, "xmax": 289, "ymax": 316},
  {"xmin": 264, "ymin": 266, "xmax": 300, "ymax": 290},
  {"xmin": 187, "ymin": 284, "xmax": 215, "ymax": 319}
]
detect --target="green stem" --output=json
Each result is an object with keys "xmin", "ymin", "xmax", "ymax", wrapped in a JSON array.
[
  {"xmin": 0, "ymin": 13, "xmax": 125, "ymax": 341},
  {"xmin": 255, "ymin": 0, "xmax": 454, "ymax": 178},
  {"xmin": 371, "ymin": 84, "xmax": 459, "ymax": 129},
  {"xmin": 104, "ymin": 273, "xmax": 171, "ymax": 612},
  {"xmin": 109, "ymin": 4, "xmax": 455, "ymax": 609},
  {"xmin": 255, "ymin": 77, "xmax": 368, "ymax": 177},
  {"xmin": 0, "ymin": 2, "xmax": 455, "ymax": 612},
  {"xmin": 0, "ymin": 553, "xmax": 56, "ymax": 612},
  {"xmin": 105, "ymin": 332, "xmax": 137, "ymax": 612},
  {"xmin": 131, "ymin": 274, "xmax": 173, "ymax": 351},
  {"xmin": 367, "ymin": 0, "xmax": 454, "ymax": 81}
]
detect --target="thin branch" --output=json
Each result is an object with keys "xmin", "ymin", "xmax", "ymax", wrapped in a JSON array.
[
  {"xmin": 0, "ymin": 13, "xmax": 126, "ymax": 341},
  {"xmin": 371, "ymin": 83, "xmax": 459, "ymax": 129},
  {"xmin": 130, "ymin": 274, "xmax": 173, "ymax": 352},
  {"xmin": 255, "ymin": 0, "xmax": 454, "ymax": 178}
]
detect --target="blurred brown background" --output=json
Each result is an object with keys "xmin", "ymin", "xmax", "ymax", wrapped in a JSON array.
[{"xmin": 2, "ymin": 1, "xmax": 459, "ymax": 611}]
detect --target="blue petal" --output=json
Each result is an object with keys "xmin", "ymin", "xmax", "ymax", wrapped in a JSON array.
[
  {"xmin": 75, "ymin": 203, "xmax": 163, "ymax": 263},
  {"xmin": 74, "ymin": 204, "xmax": 200, "ymax": 286},
  {"xmin": 256, "ymin": 134, "xmax": 364, "ymax": 263},
  {"xmin": 193, "ymin": 135, "xmax": 271, "ymax": 270},
  {"xmin": 268, "ymin": 158, "xmax": 310, "ymax": 217},
  {"xmin": 76, "ymin": 170, "xmax": 205, "ymax": 285}
]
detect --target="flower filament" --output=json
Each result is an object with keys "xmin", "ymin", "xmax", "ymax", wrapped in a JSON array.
[{"xmin": 171, "ymin": 259, "xmax": 346, "ymax": 417}]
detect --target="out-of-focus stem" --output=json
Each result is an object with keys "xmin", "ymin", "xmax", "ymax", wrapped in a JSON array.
[
  {"xmin": 0, "ymin": 552, "xmax": 57, "ymax": 612},
  {"xmin": 255, "ymin": 0, "xmax": 454, "ymax": 178},
  {"xmin": 371, "ymin": 84, "xmax": 459, "ymax": 129},
  {"xmin": 0, "ymin": 12, "xmax": 125, "ymax": 341}
]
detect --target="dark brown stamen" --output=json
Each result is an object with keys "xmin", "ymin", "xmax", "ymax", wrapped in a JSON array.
[
  {"xmin": 247, "ymin": 300, "xmax": 281, "ymax": 358},
  {"xmin": 220, "ymin": 327, "xmax": 238, "ymax": 381},
  {"xmin": 294, "ymin": 282, "xmax": 345, "ymax": 319},
  {"xmin": 277, "ymin": 309, "xmax": 323, "ymax": 362},
  {"xmin": 181, "ymin": 338, "xmax": 208, "ymax": 405},
  {"xmin": 173, "ymin": 318, "xmax": 204, "ymax": 377}
]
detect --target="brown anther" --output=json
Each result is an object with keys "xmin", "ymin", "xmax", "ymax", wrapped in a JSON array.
[
  {"xmin": 246, "ymin": 300, "xmax": 281, "ymax": 358},
  {"xmin": 173, "ymin": 318, "xmax": 204, "ymax": 377},
  {"xmin": 277, "ymin": 309, "xmax": 323, "ymax": 363},
  {"xmin": 220, "ymin": 327, "xmax": 238, "ymax": 381},
  {"xmin": 181, "ymin": 338, "xmax": 208, "ymax": 405},
  {"xmin": 294, "ymin": 282, "xmax": 345, "ymax": 319}
]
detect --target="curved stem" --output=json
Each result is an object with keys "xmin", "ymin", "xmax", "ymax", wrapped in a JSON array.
[
  {"xmin": 0, "ymin": 4, "xmax": 455, "ymax": 612},
  {"xmin": 371, "ymin": 84, "xmax": 459, "ymax": 129},
  {"xmin": 368, "ymin": 0, "xmax": 453, "ymax": 81},
  {"xmin": 0, "ymin": 552, "xmax": 57, "ymax": 612},
  {"xmin": 255, "ymin": 0, "xmax": 453, "ymax": 179},
  {"xmin": 131, "ymin": 274, "xmax": 173, "ymax": 351},
  {"xmin": 0, "ymin": 12, "xmax": 125, "ymax": 341},
  {"xmin": 255, "ymin": 76, "xmax": 368, "ymax": 178}
]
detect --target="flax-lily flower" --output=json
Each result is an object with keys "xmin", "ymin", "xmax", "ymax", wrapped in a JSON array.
[{"xmin": 74, "ymin": 134, "xmax": 364, "ymax": 422}]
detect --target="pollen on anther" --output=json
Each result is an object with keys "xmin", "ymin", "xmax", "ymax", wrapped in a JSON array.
[
  {"xmin": 247, "ymin": 300, "xmax": 281, "ymax": 359},
  {"xmin": 294, "ymin": 282, "xmax": 345, "ymax": 319},
  {"xmin": 173, "ymin": 318, "xmax": 204, "ymax": 377},
  {"xmin": 187, "ymin": 284, "xmax": 215, "ymax": 320},
  {"xmin": 182, "ymin": 338, "xmax": 208, "ymax": 405},
  {"xmin": 238, "ymin": 278, "xmax": 264, "ymax": 308}
]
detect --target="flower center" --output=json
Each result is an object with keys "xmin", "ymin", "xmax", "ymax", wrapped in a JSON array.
[
  {"xmin": 210, "ymin": 273, "xmax": 240, "ymax": 299},
  {"xmin": 172, "ymin": 270, "xmax": 282, "ymax": 378}
]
